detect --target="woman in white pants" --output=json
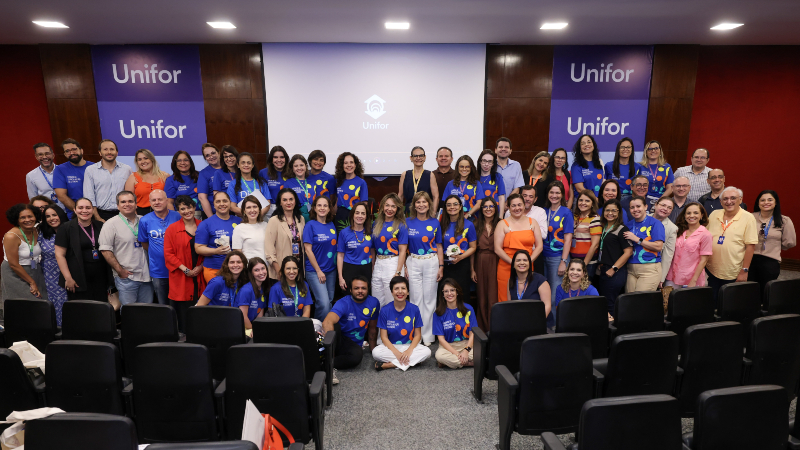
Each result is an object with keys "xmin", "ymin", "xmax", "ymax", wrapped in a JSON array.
[
  {"xmin": 373, "ymin": 276, "xmax": 431, "ymax": 371},
  {"xmin": 371, "ymin": 194, "xmax": 408, "ymax": 307},
  {"xmin": 404, "ymin": 192, "xmax": 444, "ymax": 345}
]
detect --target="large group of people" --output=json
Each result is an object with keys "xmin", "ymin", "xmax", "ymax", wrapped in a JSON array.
[{"xmin": 3, "ymin": 135, "xmax": 796, "ymax": 382}]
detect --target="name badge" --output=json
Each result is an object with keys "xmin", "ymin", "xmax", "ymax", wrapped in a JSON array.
[
  {"xmin": 292, "ymin": 243, "xmax": 300, "ymax": 255},
  {"xmin": 50, "ymin": 192, "xmax": 58, "ymax": 201},
  {"xmin": 134, "ymin": 241, "xmax": 142, "ymax": 248},
  {"xmin": 92, "ymin": 250, "xmax": 100, "ymax": 260},
  {"xmin": 31, "ymin": 259, "xmax": 37, "ymax": 270},
  {"xmin": 717, "ymin": 236, "xmax": 725, "ymax": 245}
]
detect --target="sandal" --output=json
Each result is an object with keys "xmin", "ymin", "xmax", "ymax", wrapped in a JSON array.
[{"xmin": 374, "ymin": 361, "xmax": 386, "ymax": 371}]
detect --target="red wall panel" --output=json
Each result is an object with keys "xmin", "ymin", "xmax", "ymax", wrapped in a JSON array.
[
  {"xmin": 687, "ymin": 46, "xmax": 800, "ymax": 259},
  {"xmin": 0, "ymin": 46, "xmax": 52, "ymax": 216}
]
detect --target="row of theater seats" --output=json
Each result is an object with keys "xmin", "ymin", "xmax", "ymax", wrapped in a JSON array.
[
  {"xmin": 473, "ymin": 280, "xmax": 800, "ymax": 402},
  {"xmin": 20, "ymin": 411, "xmax": 304, "ymax": 450}
]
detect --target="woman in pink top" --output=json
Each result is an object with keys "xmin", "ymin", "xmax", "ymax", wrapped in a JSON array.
[{"xmin": 666, "ymin": 202, "xmax": 713, "ymax": 287}]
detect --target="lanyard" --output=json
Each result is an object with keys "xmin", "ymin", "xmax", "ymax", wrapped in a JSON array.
[
  {"xmin": 761, "ymin": 215, "xmax": 774, "ymax": 250},
  {"xmin": 719, "ymin": 217, "xmax": 735, "ymax": 236},
  {"xmin": 457, "ymin": 180, "xmax": 469, "ymax": 197},
  {"xmin": 568, "ymin": 288, "xmax": 580, "ymax": 298},
  {"xmin": 547, "ymin": 207, "xmax": 558, "ymax": 225},
  {"xmin": 290, "ymin": 285, "xmax": 299, "ymax": 311},
  {"xmin": 241, "ymin": 177, "xmax": 257, "ymax": 195},
  {"xmin": 411, "ymin": 168, "xmax": 424, "ymax": 195},
  {"xmin": 80, "ymin": 223, "xmax": 96, "ymax": 248},
  {"xmin": 516, "ymin": 279, "xmax": 529, "ymax": 300},
  {"xmin": 17, "ymin": 228, "xmax": 34, "ymax": 257},
  {"xmin": 296, "ymin": 178, "xmax": 310, "ymax": 204},
  {"xmin": 599, "ymin": 225, "xmax": 613, "ymax": 250},
  {"xmin": 118, "ymin": 213, "xmax": 139, "ymax": 238},
  {"xmin": 39, "ymin": 167, "xmax": 55, "ymax": 190},
  {"xmin": 648, "ymin": 164, "xmax": 659, "ymax": 186},
  {"xmin": 529, "ymin": 174, "xmax": 541, "ymax": 187}
]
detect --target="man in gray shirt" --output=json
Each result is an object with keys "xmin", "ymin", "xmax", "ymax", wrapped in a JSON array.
[
  {"xmin": 25, "ymin": 142, "xmax": 65, "ymax": 210},
  {"xmin": 674, "ymin": 148, "xmax": 712, "ymax": 203},
  {"xmin": 84, "ymin": 139, "xmax": 132, "ymax": 222},
  {"xmin": 99, "ymin": 191, "xmax": 152, "ymax": 305},
  {"xmin": 669, "ymin": 176, "xmax": 691, "ymax": 223}
]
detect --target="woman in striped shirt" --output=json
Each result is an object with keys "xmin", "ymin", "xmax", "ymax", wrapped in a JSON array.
[{"xmin": 570, "ymin": 190, "xmax": 602, "ymax": 282}]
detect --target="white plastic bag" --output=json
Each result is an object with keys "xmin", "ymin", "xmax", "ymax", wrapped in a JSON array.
[
  {"xmin": 0, "ymin": 407, "xmax": 65, "ymax": 449},
  {"xmin": 8, "ymin": 341, "xmax": 46, "ymax": 374}
]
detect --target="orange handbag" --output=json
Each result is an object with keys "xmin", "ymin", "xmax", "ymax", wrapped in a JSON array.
[{"xmin": 262, "ymin": 414, "xmax": 295, "ymax": 450}]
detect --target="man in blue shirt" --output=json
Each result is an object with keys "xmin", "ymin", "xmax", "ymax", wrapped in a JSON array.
[
  {"xmin": 322, "ymin": 276, "xmax": 379, "ymax": 379},
  {"xmin": 494, "ymin": 137, "xmax": 525, "ymax": 195},
  {"xmin": 138, "ymin": 190, "xmax": 181, "ymax": 305},
  {"xmin": 53, "ymin": 138, "xmax": 89, "ymax": 218}
]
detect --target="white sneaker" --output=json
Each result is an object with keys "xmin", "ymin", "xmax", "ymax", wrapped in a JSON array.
[
  {"xmin": 332, "ymin": 369, "xmax": 339, "ymax": 385},
  {"xmin": 423, "ymin": 342, "xmax": 432, "ymax": 347}
]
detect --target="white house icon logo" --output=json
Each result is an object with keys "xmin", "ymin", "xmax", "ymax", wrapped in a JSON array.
[{"xmin": 364, "ymin": 95, "xmax": 386, "ymax": 119}]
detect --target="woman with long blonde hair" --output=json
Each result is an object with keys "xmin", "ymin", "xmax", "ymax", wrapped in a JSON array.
[
  {"xmin": 124, "ymin": 148, "xmax": 168, "ymax": 215},
  {"xmin": 371, "ymin": 193, "xmax": 409, "ymax": 307}
]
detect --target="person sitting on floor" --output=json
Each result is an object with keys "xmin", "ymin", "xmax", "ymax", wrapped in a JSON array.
[
  {"xmin": 372, "ymin": 276, "xmax": 431, "ymax": 371},
  {"xmin": 432, "ymin": 278, "xmax": 475, "ymax": 369},
  {"xmin": 322, "ymin": 275, "xmax": 380, "ymax": 375}
]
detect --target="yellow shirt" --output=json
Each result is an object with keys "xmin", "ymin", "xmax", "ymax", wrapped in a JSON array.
[{"xmin": 706, "ymin": 208, "xmax": 759, "ymax": 280}]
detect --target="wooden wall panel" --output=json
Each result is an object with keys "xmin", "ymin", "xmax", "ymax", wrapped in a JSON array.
[
  {"xmin": 39, "ymin": 44, "xmax": 102, "ymax": 164},
  {"xmin": 645, "ymin": 45, "xmax": 699, "ymax": 168},
  {"xmin": 199, "ymin": 44, "xmax": 267, "ymax": 160},
  {"xmin": 484, "ymin": 45, "xmax": 553, "ymax": 171}
]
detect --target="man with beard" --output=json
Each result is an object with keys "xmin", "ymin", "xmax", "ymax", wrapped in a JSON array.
[
  {"xmin": 495, "ymin": 137, "xmax": 524, "ymax": 196},
  {"xmin": 26, "ymin": 142, "xmax": 65, "ymax": 210},
  {"xmin": 54, "ymin": 138, "xmax": 89, "ymax": 218},
  {"xmin": 83, "ymin": 139, "xmax": 132, "ymax": 222},
  {"xmin": 322, "ymin": 276, "xmax": 380, "ymax": 382}
]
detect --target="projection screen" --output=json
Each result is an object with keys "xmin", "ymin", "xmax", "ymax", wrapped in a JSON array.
[{"xmin": 262, "ymin": 43, "xmax": 487, "ymax": 175}]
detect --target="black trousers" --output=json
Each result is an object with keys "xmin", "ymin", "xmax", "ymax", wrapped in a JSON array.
[
  {"xmin": 334, "ymin": 323, "xmax": 364, "ymax": 370},
  {"xmin": 341, "ymin": 262, "xmax": 373, "ymax": 295},
  {"xmin": 534, "ymin": 256, "xmax": 545, "ymax": 277},
  {"xmin": 170, "ymin": 299, "xmax": 197, "ymax": 333},
  {"xmin": 748, "ymin": 254, "xmax": 781, "ymax": 302},
  {"xmin": 97, "ymin": 209, "xmax": 119, "ymax": 221},
  {"xmin": 136, "ymin": 206, "xmax": 153, "ymax": 216},
  {"xmin": 441, "ymin": 258, "xmax": 472, "ymax": 306},
  {"xmin": 706, "ymin": 270, "xmax": 735, "ymax": 308}
]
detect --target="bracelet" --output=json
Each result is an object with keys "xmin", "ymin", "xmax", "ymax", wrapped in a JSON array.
[{"xmin": 439, "ymin": 264, "xmax": 444, "ymax": 267}]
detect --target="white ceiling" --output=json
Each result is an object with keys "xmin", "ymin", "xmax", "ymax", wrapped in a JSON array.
[{"xmin": 3, "ymin": 0, "xmax": 800, "ymax": 45}]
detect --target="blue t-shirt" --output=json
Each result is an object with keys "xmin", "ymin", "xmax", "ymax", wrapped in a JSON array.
[
  {"xmin": 550, "ymin": 284, "xmax": 600, "ymax": 328},
  {"xmin": 479, "ymin": 173, "xmax": 506, "ymax": 203},
  {"xmin": 639, "ymin": 163, "xmax": 674, "ymax": 198},
  {"xmin": 212, "ymin": 169, "xmax": 236, "ymax": 193},
  {"xmin": 258, "ymin": 168, "xmax": 286, "ymax": 202},
  {"xmin": 625, "ymin": 215, "xmax": 666, "ymax": 264},
  {"xmin": 442, "ymin": 220, "xmax": 477, "ymax": 264},
  {"xmin": 302, "ymin": 220, "xmax": 337, "ymax": 273},
  {"xmin": 308, "ymin": 171, "xmax": 336, "ymax": 201},
  {"xmin": 330, "ymin": 294, "xmax": 380, "ymax": 344},
  {"xmin": 197, "ymin": 165, "xmax": 218, "ymax": 212},
  {"xmin": 441, "ymin": 180, "xmax": 486, "ymax": 213},
  {"xmin": 432, "ymin": 303, "xmax": 475, "ymax": 343},
  {"xmin": 336, "ymin": 176, "xmax": 368, "ymax": 210},
  {"xmin": 337, "ymin": 227, "xmax": 374, "ymax": 265},
  {"xmin": 225, "ymin": 178, "xmax": 272, "ymax": 206},
  {"xmin": 603, "ymin": 162, "xmax": 642, "ymax": 196},
  {"xmin": 137, "ymin": 210, "xmax": 181, "ymax": 278},
  {"xmin": 164, "ymin": 174, "xmax": 197, "ymax": 201},
  {"xmin": 544, "ymin": 206, "xmax": 575, "ymax": 258},
  {"xmin": 374, "ymin": 222, "xmax": 408, "ymax": 256},
  {"xmin": 406, "ymin": 217, "xmax": 442, "ymax": 255},
  {"xmin": 233, "ymin": 282, "xmax": 266, "ymax": 322},
  {"xmin": 202, "ymin": 276, "xmax": 238, "ymax": 307},
  {"xmin": 572, "ymin": 161, "xmax": 605, "ymax": 196},
  {"xmin": 377, "ymin": 301, "xmax": 423, "ymax": 345},
  {"xmin": 267, "ymin": 282, "xmax": 311, "ymax": 317},
  {"xmin": 53, "ymin": 162, "xmax": 89, "ymax": 217},
  {"xmin": 283, "ymin": 177, "xmax": 313, "ymax": 209},
  {"xmin": 195, "ymin": 214, "xmax": 242, "ymax": 269}
]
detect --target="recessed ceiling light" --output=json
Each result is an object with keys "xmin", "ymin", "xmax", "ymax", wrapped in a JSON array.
[
  {"xmin": 33, "ymin": 21, "xmax": 68, "ymax": 28},
  {"xmin": 385, "ymin": 22, "xmax": 410, "ymax": 30},
  {"xmin": 541, "ymin": 23, "xmax": 568, "ymax": 30},
  {"xmin": 207, "ymin": 22, "xmax": 236, "ymax": 29},
  {"xmin": 711, "ymin": 23, "xmax": 743, "ymax": 30}
]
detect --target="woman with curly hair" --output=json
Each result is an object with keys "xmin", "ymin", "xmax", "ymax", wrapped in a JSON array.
[
  {"xmin": 196, "ymin": 250, "xmax": 249, "ymax": 307},
  {"xmin": 2, "ymin": 204, "xmax": 47, "ymax": 309},
  {"xmin": 334, "ymin": 152, "xmax": 368, "ymax": 232},
  {"xmin": 550, "ymin": 259, "xmax": 602, "ymax": 328}
]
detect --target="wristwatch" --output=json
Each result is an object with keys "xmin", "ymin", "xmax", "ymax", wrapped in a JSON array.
[
  {"xmin": 183, "ymin": 268, "xmax": 191, "ymax": 275},
  {"xmin": 561, "ymin": 258, "xmax": 569, "ymax": 263},
  {"xmin": 742, "ymin": 268, "xmax": 749, "ymax": 273},
  {"xmin": 612, "ymin": 266, "xmax": 619, "ymax": 272},
  {"xmin": 638, "ymin": 238, "xmax": 644, "ymax": 244},
  {"xmin": 464, "ymin": 346, "xmax": 472, "ymax": 352}
]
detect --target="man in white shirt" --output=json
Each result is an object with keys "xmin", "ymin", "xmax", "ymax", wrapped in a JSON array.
[
  {"xmin": 506, "ymin": 185, "xmax": 547, "ymax": 275},
  {"xmin": 26, "ymin": 142, "xmax": 65, "ymax": 210},
  {"xmin": 83, "ymin": 139, "xmax": 132, "ymax": 222},
  {"xmin": 495, "ymin": 137, "xmax": 524, "ymax": 195},
  {"xmin": 674, "ymin": 148, "xmax": 712, "ymax": 203},
  {"xmin": 650, "ymin": 196, "xmax": 678, "ymax": 289}
]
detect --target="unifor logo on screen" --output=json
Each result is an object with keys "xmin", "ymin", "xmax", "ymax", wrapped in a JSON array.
[{"xmin": 363, "ymin": 95, "xmax": 389, "ymax": 129}]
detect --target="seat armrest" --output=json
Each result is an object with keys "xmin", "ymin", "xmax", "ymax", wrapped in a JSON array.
[
  {"xmin": 322, "ymin": 330, "xmax": 335, "ymax": 408},
  {"xmin": 592, "ymin": 368, "xmax": 605, "ymax": 398},
  {"xmin": 310, "ymin": 371, "xmax": 326, "ymax": 399},
  {"xmin": 121, "ymin": 377, "xmax": 132, "ymax": 388},
  {"xmin": 214, "ymin": 379, "xmax": 227, "ymax": 398},
  {"xmin": 288, "ymin": 444, "xmax": 305, "ymax": 450},
  {"xmin": 121, "ymin": 381, "xmax": 134, "ymax": 418},
  {"xmin": 55, "ymin": 331, "xmax": 62, "ymax": 339},
  {"xmin": 473, "ymin": 327, "xmax": 488, "ymax": 345},
  {"xmin": 497, "ymin": 365, "xmax": 518, "ymax": 450},
  {"xmin": 541, "ymin": 432, "xmax": 567, "ymax": 450},
  {"xmin": 122, "ymin": 382, "xmax": 133, "ymax": 396},
  {"xmin": 674, "ymin": 366, "xmax": 684, "ymax": 395},
  {"xmin": 472, "ymin": 327, "xmax": 489, "ymax": 402},
  {"xmin": 742, "ymin": 357, "xmax": 753, "ymax": 384},
  {"xmin": 788, "ymin": 436, "xmax": 800, "ymax": 450}
]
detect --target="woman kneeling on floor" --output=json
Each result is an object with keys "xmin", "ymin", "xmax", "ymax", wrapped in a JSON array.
[
  {"xmin": 372, "ymin": 276, "xmax": 431, "ymax": 371},
  {"xmin": 433, "ymin": 278, "xmax": 474, "ymax": 369}
]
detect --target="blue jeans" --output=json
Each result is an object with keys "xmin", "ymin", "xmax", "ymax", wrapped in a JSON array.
[
  {"xmin": 151, "ymin": 278, "xmax": 169, "ymax": 305},
  {"xmin": 306, "ymin": 269, "xmax": 335, "ymax": 321},
  {"xmin": 115, "ymin": 277, "xmax": 154, "ymax": 306},
  {"xmin": 596, "ymin": 264, "xmax": 628, "ymax": 315},
  {"xmin": 544, "ymin": 256, "xmax": 564, "ymax": 304}
]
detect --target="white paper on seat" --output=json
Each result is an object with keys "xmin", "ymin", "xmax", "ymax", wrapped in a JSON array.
[{"xmin": 241, "ymin": 399, "xmax": 265, "ymax": 450}]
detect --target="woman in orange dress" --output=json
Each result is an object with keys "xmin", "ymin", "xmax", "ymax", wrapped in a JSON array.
[
  {"xmin": 494, "ymin": 194, "xmax": 543, "ymax": 303},
  {"xmin": 124, "ymin": 148, "xmax": 168, "ymax": 216}
]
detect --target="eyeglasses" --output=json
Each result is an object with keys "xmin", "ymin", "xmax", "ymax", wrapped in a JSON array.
[
  {"xmin": 619, "ymin": 146, "xmax": 632, "ymax": 150},
  {"xmin": 480, "ymin": 159, "xmax": 493, "ymax": 164},
  {"xmin": 411, "ymin": 154, "xmax": 425, "ymax": 159},
  {"xmin": 605, "ymin": 209, "xmax": 619, "ymax": 214},
  {"xmin": 554, "ymin": 156, "xmax": 566, "ymax": 161},
  {"xmin": 224, "ymin": 155, "xmax": 237, "ymax": 160},
  {"xmin": 633, "ymin": 183, "xmax": 648, "ymax": 188},
  {"xmin": 482, "ymin": 205, "xmax": 496, "ymax": 209}
]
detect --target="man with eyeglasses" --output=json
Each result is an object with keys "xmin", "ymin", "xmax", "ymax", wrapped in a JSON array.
[
  {"xmin": 399, "ymin": 146, "xmax": 439, "ymax": 214},
  {"xmin": 669, "ymin": 176, "xmax": 691, "ymax": 222},
  {"xmin": 698, "ymin": 169, "xmax": 747, "ymax": 215},
  {"xmin": 675, "ymin": 148, "xmax": 712, "ymax": 203},
  {"xmin": 53, "ymin": 138, "xmax": 89, "ymax": 218},
  {"xmin": 621, "ymin": 175, "xmax": 650, "ymax": 220},
  {"xmin": 494, "ymin": 137, "xmax": 525, "ymax": 196},
  {"xmin": 706, "ymin": 186, "xmax": 758, "ymax": 302},
  {"xmin": 26, "ymin": 142, "xmax": 65, "ymax": 211},
  {"xmin": 197, "ymin": 143, "xmax": 221, "ymax": 219},
  {"xmin": 505, "ymin": 185, "xmax": 547, "ymax": 274}
]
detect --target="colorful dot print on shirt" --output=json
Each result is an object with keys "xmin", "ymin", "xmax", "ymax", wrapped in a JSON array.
[
  {"xmin": 443, "ymin": 221, "xmax": 477, "ymax": 258},
  {"xmin": 641, "ymin": 163, "xmax": 674, "ymax": 197},
  {"xmin": 442, "ymin": 180, "xmax": 486, "ymax": 213},
  {"xmin": 627, "ymin": 215, "xmax": 666, "ymax": 264},
  {"xmin": 432, "ymin": 303, "xmax": 475, "ymax": 343},
  {"xmin": 479, "ymin": 174, "xmax": 506, "ymax": 203},
  {"xmin": 302, "ymin": 220, "xmax": 337, "ymax": 273},
  {"xmin": 378, "ymin": 301, "xmax": 423, "ymax": 345},
  {"xmin": 330, "ymin": 295, "xmax": 381, "ymax": 344},
  {"xmin": 337, "ymin": 227, "xmax": 374, "ymax": 265},
  {"xmin": 407, "ymin": 218, "xmax": 443, "ymax": 255},
  {"xmin": 308, "ymin": 171, "xmax": 335, "ymax": 200},
  {"xmin": 337, "ymin": 177, "xmax": 368, "ymax": 210},
  {"xmin": 572, "ymin": 161, "xmax": 604, "ymax": 195},
  {"xmin": 544, "ymin": 206, "xmax": 575, "ymax": 258},
  {"xmin": 604, "ymin": 162, "xmax": 642, "ymax": 196},
  {"xmin": 375, "ymin": 223, "xmax": 408, "ymax": 256}
]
